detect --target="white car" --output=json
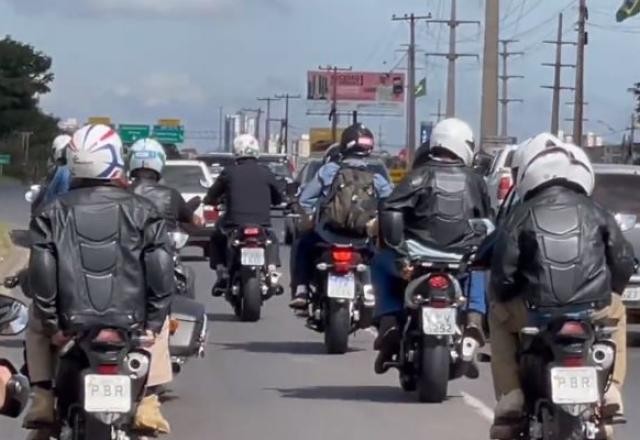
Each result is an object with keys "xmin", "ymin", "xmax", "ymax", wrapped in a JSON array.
[
  {"xmin": 485, "ymin": 145, "xmax": 519, "ymax": 216},
  {"xmin": 163, "ymin": 160, "xmax": 217, "ymax": 257}
]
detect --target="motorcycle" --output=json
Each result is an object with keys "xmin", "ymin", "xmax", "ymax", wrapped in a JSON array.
[
  {"xmin": 491, "ymin": 315, "xmax": 618, "ymax": 440},
  {"xmin": 167, "ymin": 229, "xmax": 207, "ymax": 375},
  {"xmin": 53, "ymin": 327, "xmax": 153, "ymax": 439},
  {"xmin": 304, "ymin": 235, "xmax": 375, "ymax": 354},
  {"xmin": 221, "ymin": 225, "xmax": 282, "ymax": 322},
  {"xmin": 379, "ymin": 216, "xmax": 494, "ymax": 402}
]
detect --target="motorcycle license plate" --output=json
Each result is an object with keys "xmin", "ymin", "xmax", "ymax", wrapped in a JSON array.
[
  {"xmin": 550, "ymin": 367, "xmax": 599, "ymax": 404},
  {"xmin": 327, "ymin": 274, "xmax": 356, "ymax": 299},
  {"xmin": 241, "ymin": 248, "xmax": 265, "ymax": 266},
  {"xmin": 623, "ymin": 286, "xmax": 640, "ymax": 302},
  {"xmin": 84, "ymin": 374, "xmax": 131, "ymax": 413},
  {"xmin": 421, "ymin": 307, "xmax": 456, "ymax": 335}
]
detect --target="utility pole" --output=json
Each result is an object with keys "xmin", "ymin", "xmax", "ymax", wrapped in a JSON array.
[
  {"xmin": 628, "ymin": 82, "xmax": 640, "ymax": 161},
  {"xmin": 318, "ymin": 65, "xmax": 353, "ymax": 143},
  {"xmin": 480, "ymin": 0, "xmax": 500, "ymax": 150},
  {"xmin": 573, "ymin": 0, "xmax": 588, "ymax": 146},
  {"xmin": 218, "ymin": 106, "xmax": 223, "ymax": 150},
  {"xmin": 274, "ymin": 93, "xmax": 301, "ymax": 155},
  {"xmin": 257, "ymin": 97, "xmax": 281, "ymax": 151},
  {"xmin": 393, "ymin": 12, "xmax": 432, "ymax": 163},
  {"xmin": 425, "ymin": 0, "xmax": 480, "ymax": 118},
  {"xmin": 430, "ymin": 99, "xmax": 446, "ymax": 122},
  {"xmin": 541, "ymin": 13, "xmax": 576, "ymax": 136},
  {"xmin": 498, "ymin": 39, "xmax": 524, "ymax": 139}
]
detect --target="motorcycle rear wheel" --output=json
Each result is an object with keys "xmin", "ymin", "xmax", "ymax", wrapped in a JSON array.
[
  {"xmin": 324, "ymin": 301, "xmax": 350, "ymax": 354},
  {"xmin": 418, "ymin": 339, "xmax": 449, "ymax": 403},
  {"xmin": 240, "ymin": 276, "xmax": 262, "ymax": 322}
]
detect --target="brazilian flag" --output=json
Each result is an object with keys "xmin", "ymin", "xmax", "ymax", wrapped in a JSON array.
[{"xmin": 617, "ymin": 0, "xmax": 640, "ymax": 22}]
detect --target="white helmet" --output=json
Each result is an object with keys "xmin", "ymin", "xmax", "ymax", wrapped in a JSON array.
[
  {"xmin": 516, "ymin": 133, "xmax": 595, "ymax": 198},
  {"xmin": 429, "ymin": 118, "xmax": 475, "ymax": 166},
  {"xmin": 51, "ymin": 135, "xmax": 72, "ymax": 162},
  {"xmin": 233, "ymin": 134, "xmax": 260, "ymax": 158},
  {"xmin": 128, "ymin": 138, "xmax": 166, "ymax": 176},
  {"xmin": 67, "ymin": 124, "xmax": 125, "ymax": 180}
]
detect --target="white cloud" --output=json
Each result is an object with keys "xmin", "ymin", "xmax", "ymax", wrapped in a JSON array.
[
  {"xmin": 1, "ymin": 0, "xmax": 291, "ymax": 18},
  {"xmin": 112, "ymin": 73, "xmax": 208, "ymax": 108}
]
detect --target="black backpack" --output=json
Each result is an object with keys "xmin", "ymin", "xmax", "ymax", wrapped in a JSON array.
[{"xmin": 319, "ymin": 165, "xmax": 378, "ymax": 236}]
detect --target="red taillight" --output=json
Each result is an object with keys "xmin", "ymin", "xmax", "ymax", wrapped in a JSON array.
[
  {"xmin": 332, "ymin": 248, "xmax": 354, "ymax": 273},
  {"xmin": 497, "ymin": 175, "xmax": 512, "ymax": 201},
  {"xmin": 94, "ymin": 329, "xmax": 124, "ymax": 343},
  {"xmin": 203, "ymin": 206, "xmax": 219, "ymax": 223},
  {"xmin": 244, "ymin": 227, "xmax": 260, "ymax": 237},
  {"xmin": 428, "ymin": 275, "xmax": 450, "ymax": 290},
  {"xmin": 562, "ymin": 356, "xmax": 585, "ymax": 367},
  {"xmin": 430, "ymin": 298, "xmax": 449, "ymax": 309},
  {"xmin": 558, "ymin": 321, "xmax": 586, "ymax": 337},
  {"xmin": 96, "ymin": 364, "xmax": 119, "ymax": 375}
]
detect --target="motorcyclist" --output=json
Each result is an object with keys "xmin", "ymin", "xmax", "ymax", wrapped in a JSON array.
[
  {"xmin": 22, "ymin": 124, "xmax": 175, "ymax": 438},
  {"xmin": 204, "ymin": 134, "xmax": 283, "ymax": 294},
  {"xmin": 289, "ymin": 123, "xmax": 393, "ymax": 309},
  {"xmin": 373, "ymin": 118, "xmax": 491, "ymax": 374},
  {"xmin": 128, "ymin": 138, "xmax": 203, "ymax": 230},
  {"xmin": 488, "ymin": 134, "xmax": 634, "ymax": 438},
  {"xmin": 30, "ymin": 135, "xmax": 73, "ymax": 211}
]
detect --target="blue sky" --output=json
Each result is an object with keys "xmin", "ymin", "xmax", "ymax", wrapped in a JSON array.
[{"xmin": 0, "ymin": 0, "xmax": 639, "ymax": 151}]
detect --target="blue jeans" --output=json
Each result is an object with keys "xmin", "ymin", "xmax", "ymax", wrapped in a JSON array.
[
  {"xmin": 290, "ymin": 230, "xmax": 322, "ymax": 289},
  {"xmin": 372, "ymin": 248, "xmax": 487, "ymax": 319}
]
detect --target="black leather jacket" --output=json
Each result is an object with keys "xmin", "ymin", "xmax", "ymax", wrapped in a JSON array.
[
  {"xmin": 383, "ymin": 158, "xmax": 491, "ymax": 253},
  {"xmin": 131, "ymin": 178, "xmax": 194, "ymax": 230},
  {"xmin": 491, "ymin": 184, "xmax": 635, "ymax": 312},
  {"xmin": 204, "ymin": 158, "xmax": 283, "ymax": 227},
  {"xmin": 28, "ymin": 181, "xmax": 175, "ymax": 334}
]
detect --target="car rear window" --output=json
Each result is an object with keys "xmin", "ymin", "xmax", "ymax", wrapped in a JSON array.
[
  {"xmin": 162, "ymin": 165, "xmax": 206, "ymax": 193},
  {"xmin": 503, "ymin": 151, "xmax": 515, "ymax": 168},
  {"xmin": 593, "ymin": 173, "xmax": 640, "ymax": 216}
]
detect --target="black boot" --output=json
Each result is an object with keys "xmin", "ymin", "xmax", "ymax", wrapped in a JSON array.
[{"xmin": 374, "ymin": 316, "xmax": 400, "ymax": 375}]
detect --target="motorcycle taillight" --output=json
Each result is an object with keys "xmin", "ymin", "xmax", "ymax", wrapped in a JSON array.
[
  {"xmin": 96, "ymin": 364, "xmax": 119, "ymax": 375},
  {"xmin": 428, "ymin": 275, "xmax": 450, "ymax": 290},
  {"xmin": 203, "ymin": 206, "xmax": 219, "ymax": 224},
  {"xmin": 94, "ymin": 329, "xmax": 124, "ymax": 343},
  {"xmin": 244, "ymin": 227, "xmax": 260, "ymax": 237},
  {"xmin": 558, "ymin": 321, "xmax": 586, "ymax": 337},
  {"xmin": 332, "ymin": 248, "xmax": 354, "ymax": 273}
]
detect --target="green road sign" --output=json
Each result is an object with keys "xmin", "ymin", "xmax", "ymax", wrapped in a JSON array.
[
  {"xmin": 119, "ymin": 124, "xmax": 151, "ymax": 144},
  {"xmin": 152, "ymin": 125, "xmax": 185, "ymax": 144},
  {"xmin": 0, "ymin": 154, "xmax": 10, "ymax": 165}
]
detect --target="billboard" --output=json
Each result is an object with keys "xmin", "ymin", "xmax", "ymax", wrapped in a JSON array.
[
  {"xmin": 309, "ymin": 128, "xmax": 344, "ymax": 153},
  {"xmin": 307, "ymin": 71, "xmax": 405, "ymax": 116}
]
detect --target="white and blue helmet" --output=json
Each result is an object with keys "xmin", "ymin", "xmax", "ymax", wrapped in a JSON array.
[
  {"xmin": 68, "ymin": 124, "xmax": 124, "ymax": 180},
  {"xmin": 128, "ymin": 138, "xmax": 167, "ymax": 176}
]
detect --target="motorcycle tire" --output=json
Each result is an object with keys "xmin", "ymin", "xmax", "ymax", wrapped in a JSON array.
[
  {"xmin": 418, "ymin": 339, "xmax": 449, "ymax": 403},
  {"xmin": 185, "ymin": 266, "xmax": 196, "ymax": 300},
  {"xmin": 542, "ymin": 407, "xmax": 585, "ymax": 440},
  {"xmin": 324, "ymin": 301, "xmax": 350, "ymax": 354},
  {"xmin": 240, "ymin": 276, "xmax": 262, "ymax": 322}
]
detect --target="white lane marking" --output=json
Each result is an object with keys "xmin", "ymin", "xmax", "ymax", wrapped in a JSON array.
[{"xmin": 461, "ymin": 392, "xmax": 495, "ymax": 423}]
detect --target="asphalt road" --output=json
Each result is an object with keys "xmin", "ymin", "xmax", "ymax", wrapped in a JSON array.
[{"xmin": 0, "ymin": 181, "xmax": 638, "ymax": 440}]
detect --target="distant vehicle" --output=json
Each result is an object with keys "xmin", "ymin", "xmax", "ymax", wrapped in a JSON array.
[
  {"xmin": 592, "ymin": 164, "xmax": 640, "ymax": 318},
  {"xmin": 197, "ymin": 153, "xmax": 236, "ymax": 179},
  {"xmin": 485, "ymin": 144, "xmax": 518, "ymax": 216},
  {"xmin": 163, "ymin": 160, "xmax": 217, "ymax": 258}
]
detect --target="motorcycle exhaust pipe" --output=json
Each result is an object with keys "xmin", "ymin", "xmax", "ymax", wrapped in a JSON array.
[
  {"xmin": 461, "ymin": 337, "xmax": 480, "ymax": 363},
  {"xmin": 125, "ymin": 352, "xmax": 150, "ymax": 379},
  {"xmin": 363, "ymin": 284, "xmax": 375, "ymax": 307},
  {"xmin": 592, "ymin": 344, "xmax": 615, "ymax": 370}
]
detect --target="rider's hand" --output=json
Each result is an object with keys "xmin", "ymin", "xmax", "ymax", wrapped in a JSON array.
[
  {"xmin": 366, "ymin": 218, "xmax": 378, "ymax": 238},
  {"xmin": 52, "ymin": 331, "xmax": 71, "ymax": 347},
  {"xmin": 192, "ymin": 214, "xmax": 204, "ymax": 227}
]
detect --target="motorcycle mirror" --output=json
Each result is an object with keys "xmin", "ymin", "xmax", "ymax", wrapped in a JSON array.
[
  {"xmin": 468, "ymin": 218, "xmax": 495, "ymax": 237},
  {"xmin": 24, "ymin": 191, "xmax": 34, "ymax": 204},
  {"xmin": 0, "ymin": 294, "xmax": 29, "ymax": 336},
  {"xmin": 379, "ymin": 211, "xmax": 404, "ymax": 248}
]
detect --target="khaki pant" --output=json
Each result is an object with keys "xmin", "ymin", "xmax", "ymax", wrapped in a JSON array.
[
  {"xmin": 489, "ymin": 293, "xmax": 627, "ymax": 399},
  {"xmin": 25, "ymin": 306, "xmax": 172, "ymax": 387}
]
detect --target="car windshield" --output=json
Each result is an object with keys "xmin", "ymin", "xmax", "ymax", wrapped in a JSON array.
[
  {"xmin": 162, "ymin": 165, "xmax": 206, "ymax": 193},
  {"xmin": 593, "ymin": 173, "xmax": 640, "ymax": 216}
]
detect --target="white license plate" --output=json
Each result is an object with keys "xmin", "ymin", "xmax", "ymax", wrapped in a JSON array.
[
  {"xmin": 241, "ymin": 248, "xmax": 265, "ymax": 266},
  {"xmin": 84, "ymin": 374, "xmax": 131, "ymax": 413},
  {"xmin": 421, "ymin": 307, "xmax": 457, "ymax": 335},
  {"xmin": 623, "ymin": 286, "xmax": 640, "ymax": 302},
  {"xmin": 327, "ymin": 274, "xmax": 356, "ymax": 299},
  {"xmin": 550, "ymin": 367, "xmax": 599, "ymax": 404}
]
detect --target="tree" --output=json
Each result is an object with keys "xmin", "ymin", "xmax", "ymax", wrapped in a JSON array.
[{"xmin": 0, "ymin": 35, "xmax": 55, "ymax": 137}]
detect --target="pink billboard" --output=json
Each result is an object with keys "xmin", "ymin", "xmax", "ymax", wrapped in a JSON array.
[{"xmin": 307, "ymin": 71, "xmax": 406, "ymax": 103}]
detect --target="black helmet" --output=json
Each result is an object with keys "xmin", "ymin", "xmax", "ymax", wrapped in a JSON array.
[{"xmin": 340, "ymin": 123, "xmax": 375, "ymax": 157}]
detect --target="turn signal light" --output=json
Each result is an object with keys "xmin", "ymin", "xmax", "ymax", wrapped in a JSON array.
[{"xmin": 169, "ymin": 319, "xmax": 180, "ymax": 335}]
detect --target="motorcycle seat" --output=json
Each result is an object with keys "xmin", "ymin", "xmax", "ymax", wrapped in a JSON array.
[{"xmin": 405, "ymin": 240, "xmax": 464, "ymax": 263}]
